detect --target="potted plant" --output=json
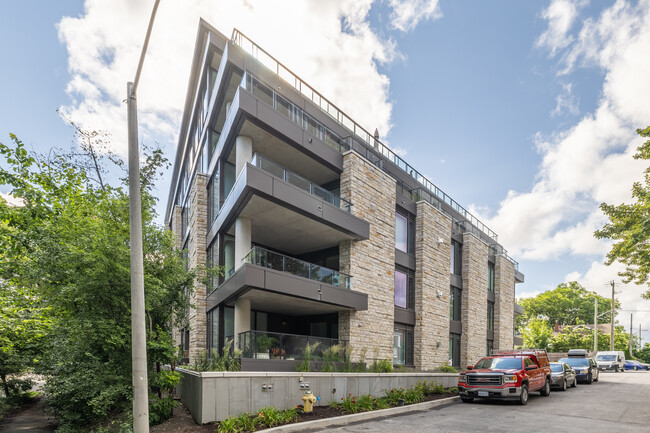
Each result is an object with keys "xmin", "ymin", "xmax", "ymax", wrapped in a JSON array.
[{"xmin": 255, "ymin": 334, "xmax": 278, "ymax": 359}]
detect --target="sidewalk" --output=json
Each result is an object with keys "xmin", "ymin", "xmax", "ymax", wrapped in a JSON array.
[{"xmin": 0, "ymin": 396, "xmax": 57, "ymax": 433}]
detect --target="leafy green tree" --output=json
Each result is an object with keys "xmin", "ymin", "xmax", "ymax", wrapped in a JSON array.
[
  {"xmin": 521, "ymin": 318, "xmax": 553, "ymax": 349},
  {"xmin": 0, "ymin": 134, "xmax": 194, "ymax": 432},
  {"xmin": 596, "ymin": 126, "xmax": 650, "ymax": 298},
  {"xmin": 518, "ymin": 282, "xmax": 616, "ymax": 329},
  {"xmin": 548, "ymin": 325, "xmax": 633, "ymax": 354},
  {"xmin": 636, "ymin": 343, "xmax": 650, "ymax": 363}
]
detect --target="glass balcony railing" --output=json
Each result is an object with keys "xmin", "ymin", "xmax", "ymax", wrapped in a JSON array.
[
  {"xmin": 232, "ymin": 28, "xmax": 498, "ymax": 243},
  {"xmin": 238, "ymin": 330, "xmax": 344, "ymax": 360},
  {"xmin": 488, "ymin": 244, "xmax": 520, "ymax": 271},
  {"xmin": 243, "ymin": 246, "xmax": 351, "ymax": 289},
  {"xmin": 251, "ymin": 153, "xmax": 352, "ymax": 212}
]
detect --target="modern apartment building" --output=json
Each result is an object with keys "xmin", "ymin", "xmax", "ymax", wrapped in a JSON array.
[{"xmin": 165, "ymin": 20, "xmax": 525, "ymax": 370}]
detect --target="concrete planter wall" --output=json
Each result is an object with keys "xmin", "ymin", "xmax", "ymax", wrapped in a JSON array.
[{"xmin": 177, "ymin": 368, "xmax": 458, "ymax": 424}]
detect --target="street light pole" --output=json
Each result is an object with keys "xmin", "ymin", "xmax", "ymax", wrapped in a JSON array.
[
  {"xmin": 594, "ymin": 298, "xmax": 598, "ymax": 353},
  {"xmin": 127, "ymin": 1, "xmax": 161, "ymax": 431}
]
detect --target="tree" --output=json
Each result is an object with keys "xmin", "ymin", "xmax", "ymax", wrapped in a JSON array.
[
  {"xmin": 0, "ymin": 134, "xmax": 194, "ymax": 431},
  {"xmin": 518, "ymin": 282, "xmax": 616, "ymax": 329},
  {"xmin": 521, "ymin": 318, "xmax": 553, "ymax": 349},
  {"xmin": 595, "ymin": 126, "xmax": 650, "ymax": 298},
  {"xmin": 548, "ymin": 325, "xmax": 632, "ymax": 354}
]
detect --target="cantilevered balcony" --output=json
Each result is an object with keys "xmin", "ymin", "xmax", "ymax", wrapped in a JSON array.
[
  {"xmin": 206, "ymin": 246, "xmax": 367, "ymax": 314},
  {"xmin": 208, "ymin": 156, "xmax": 369, "ymax": 256}
]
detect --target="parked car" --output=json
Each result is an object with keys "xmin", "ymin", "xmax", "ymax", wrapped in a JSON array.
[
  {"xmin": 567, "ymin": 349, "xmax": 588, "ymax": 358},
  {"xmin": 458, "ymin": 349, "xmax": 552, "ymax": 405},
  {"xmin": 550, "ymin": 362, "xmax": 578, "ymax": 390},
  {"xmin": 624, "ymin": 360, "xmax": 648, "ymax": 371},
  {"xmin": 595, "ymin": 351, "xmax": 625, "ymax": 372},
  {"xmin": 559, "ymin": 357, "xmax": 599, "ymax": 383}
]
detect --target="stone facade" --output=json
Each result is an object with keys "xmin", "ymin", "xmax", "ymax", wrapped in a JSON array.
[
  {"xmin": 187, "ymin": 173, "xmax": 209, "ymax": 362},
  {"xmin": 494, "ymin": 254, "xmax": 515, "ymax": 353},
  {"xmin": 339, "ymin": 151, "xmax": 395, "ymax": 363},
  {"xmin": 414, "ymin": 201, "xmax": 452, "ymax": 369},
  {"xmin": 460, "ymin": 233, "xmax": 488, "ymax": 367},
  {"xmin": 170, "ymin": 205, "xmax": 184, "ymax": 350}
]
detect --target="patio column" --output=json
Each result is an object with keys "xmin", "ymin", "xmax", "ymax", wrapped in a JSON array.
[
  {"xmin": 235, "ymin": 135, "xmax": 252, "ymax": 177},
  {"xmin": 234, "ymin": 298, "xmax": 251, "ymax": 348},
  {"xmin": 235, "ymin": 217, "xmax": 251, "ymax": 271}
]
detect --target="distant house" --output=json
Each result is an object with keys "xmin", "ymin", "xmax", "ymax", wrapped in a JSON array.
[{"xmin": 552, "ymin": 322, "xmax": 611, "ymax": 336}]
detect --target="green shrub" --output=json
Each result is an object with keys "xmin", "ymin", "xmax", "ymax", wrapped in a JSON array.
[
  {"xmin": 187, "ymin": 340, "xmax": 241, "ymax": 372},
  {"xmin": 216, "ymin": 417, "xmax": 240, "ymax": 433},
  {"xmin": 437, "ymin": 363, "xmax": 457, "ymax": 373},
  {"xmin": 321, "ymin": 344, "xmax": 342, "ymax": 372},
  {"xmin": 296, "ymin": 342, "xmax": 320, "ymax": 372},
  {"xmin": 369, "ymin": 359, "xmax": 392, "ymax": 373},
  {"xmin": 403, "ymin": 386, "xmax": 424, "ymax": 404}
]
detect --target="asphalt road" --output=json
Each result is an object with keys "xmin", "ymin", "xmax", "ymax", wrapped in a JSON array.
[{"xmin": 322, "ymin": 371, "xmax": 650, "ymax": 433}]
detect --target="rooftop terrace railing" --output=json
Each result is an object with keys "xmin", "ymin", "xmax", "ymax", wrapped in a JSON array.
[
  {"xmin": 243, "ymin": 246, "xmax": 352, "ymax": 289},
  {"xmin": 232, "ymin": 28, "xmax": 498, "ymax": 243},
  {"xmin": 251, "ymin": 153, "xmax": 352, "ymax": 212}
]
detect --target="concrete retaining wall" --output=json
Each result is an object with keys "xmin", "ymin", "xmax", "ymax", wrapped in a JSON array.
[{"xmin": 177, "ymin": 369, "xmax": 458, "ymax": 424}]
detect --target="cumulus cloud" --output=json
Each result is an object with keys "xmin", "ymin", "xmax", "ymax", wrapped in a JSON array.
[
  {"xmin": 537, "ymin": 0, "xmax": 588, "ymax": 56},
  {"xmin": 388, "ymin": 0, "xmax": 442, "ymax": 32},
  {"xmin": 478, "ymin": 0, "xmax": 650, "ymax": 343},
  {"xmin": 552, "ymin": 82, "xmax": 580, "ymax": 116},
  {"xmin": 57, "ymin": 0, "xmax": 442, "ymax": 159}
]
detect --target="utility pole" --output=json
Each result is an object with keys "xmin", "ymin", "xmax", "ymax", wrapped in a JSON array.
[
  {"xmin": 610, "ymin": 280, "xmax": 615, "ymax": 351},
  {"xmin": 128, "ymin": 1, "xmax": 161, "ymax": 431},
  {"xmin": 629, "ymin": 313, "xmax": 633, "ymax": 356},
  {"xmin": 594, "ymin": 298, "xmax": 598, "ymax": 353}
]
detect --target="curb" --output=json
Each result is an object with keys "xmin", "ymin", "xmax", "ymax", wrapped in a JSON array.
[{"xmin": 262, "ymin": 396, "xmax": 460, "ymax": 432}]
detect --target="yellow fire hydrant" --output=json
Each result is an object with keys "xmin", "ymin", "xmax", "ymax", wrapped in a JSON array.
[{"xmin": 302, "ymin": 391, "xmax": 317, "ymax": 413}]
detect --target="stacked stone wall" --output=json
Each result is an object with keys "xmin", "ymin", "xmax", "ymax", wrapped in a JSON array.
[
  {"xmin": 170, "ymin": 205, "xmax": 184, "ymax": 349},
  {"xmin": 187, "ymin": 173, "xmax": 209, "ymax": 363},
  {"xmin": 339, "ymin": 151, "xmax": 395, "ymax": 363},
  {"xmin": 414, "ymin": 201, "xmax": 452, "ymax": 369},
  {"xmin": 461, "ymin": 233, "xmax": 488, "ymax": 367},
  {"xmin": 494, "ymin": 255, "xmax": 515, "ymax": 352}
]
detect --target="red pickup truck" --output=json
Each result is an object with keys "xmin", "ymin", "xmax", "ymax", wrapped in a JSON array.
[{"xmin": 457, "ymin": 349, "xmax": 552, "ymax": 405}]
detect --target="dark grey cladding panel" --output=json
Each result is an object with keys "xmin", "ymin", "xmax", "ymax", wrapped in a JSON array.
[
  {"xmin": 255, "ymin": 100, "xmax": 304, "ymax": 146},
  {"xmin": 396, "ymin": 192, "xmax": 417, "ymax": 214},
  {"xmin": 451, "ymin": 231, "xmax": 463, "ymax": 243},
  {"xmin": 265, "ymin": 268, "xmax": 322, "ymax": 300},
  {"xmin": 515, "ymin": 270, "xmax": 525, "ymax": 283},
  {"xmin": 487, "ymin": 330, "xmax": 494, "ymax": 341},
  {"xmin": 394, "ymin": 308, "xmax": 415, "ymax": 325},
  {"xmin": 487, "ymin": 291, "xmax": 495, "ymax": 303},
  {"xmin": 450, "ymin": 274, "xmax": 462, "ymax": 288},
  {"xmin": 320, "ymin": 285, "xmax": 368, "ymax": 311},
  {"xmin": 514, "ymin": 303, "xmax": 524, "ymax": 315},
  {"xmin": 322, "ymin": 205, "xmax": 370, "ymax": 239},
  {"xmin": 395, "ymin": 249, "xmax": 415, "ymax": 270},
  {"xmin": 206, "ymin": 263, "xmax": 369, "ymax": 312},
  {"xmin": 449, "ymin": 320, "xmax": 462, "ymax": 335},
  {"xmin": 513, "ymin": 336, "xmax": 524, "ymax": 346},
  {"xmin": 272, "ymin": 178, "xmax": 324, "ymax": 219}
]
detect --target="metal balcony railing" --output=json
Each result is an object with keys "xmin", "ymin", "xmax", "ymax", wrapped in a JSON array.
[
  {"xmin": 243, "ymin": 246, "xmax": 351, "ymax": 289},
  {"xmin": 238, "ymin": 330, "xmax": 344, "ymax": 360},
  {"xmin": 251, "ymin": 153, "xmax": 352, "ymax": 212}
]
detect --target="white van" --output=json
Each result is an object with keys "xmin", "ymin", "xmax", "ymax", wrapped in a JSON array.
[{"xmin": 595, "ymin": 351, "xmax": 625, "ymax": 372}]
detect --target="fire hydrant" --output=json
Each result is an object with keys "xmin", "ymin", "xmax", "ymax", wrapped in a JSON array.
[{"xmin": 302, "ymin": 390, "xmax": 317, "ymax": 413}]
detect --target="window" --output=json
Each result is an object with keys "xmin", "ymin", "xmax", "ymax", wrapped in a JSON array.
[
  {"xmin": 206, "ymin": 240, "xmax": 217, "ymax": 291},
  {"xmin": 210, "ymin": 309, "xmax": 219, "ymax": 351},
  {"xmin": 450, "ymin": 240, "xmax": 462, "ymax": 275},
  {"xmin": 393, "ymin": 326, "xmax": 414, "ymax": 366},
  {"xmin": 487, "ymin": 301, "xmax": 494, "ymax": 331},
  {"xmin": 224, "ymin": 306, "xmax": 234, "ymax": 346},
  {"xmin": 395, "ymin": 211, "xmax": 414, "ymax": 253},
  {"xmin": 181, "ymin": 206, "xmax": 189, "ymax": 239},
  {"xmin": 207, "ymin": 167, "xmax": 219, "ymax": 224},
  {"xmin": 394, "ymin": 267, "xmax": 414, "ymax": 309},
  {"xmin": 449, "ymin": 333, "xmax": 461, "ymax": 368},
  {"xmin": 450, "ymin": 286, "xmax": 461, "ymax": 321},
  {"xmin": 488, "ymin": 262, "xmax": 495, "ymax": 292},
  {"xmin": 487, "ymin": 340, "xmax": 493, "ymax": 356}
]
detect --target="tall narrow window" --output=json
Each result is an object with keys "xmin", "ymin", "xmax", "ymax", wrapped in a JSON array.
[
  {"xmin": 486, "ymin": 340, "xmax": 493, "ymax": 356},
  {"xmin": 487, "ymin": 301, "xmax": 495, "ymax": 331},
  {"xmin": 395, "ymin": 211, "xmax": 415, "ymax": 253},
  {"xmin": 449, "ymin": 333, "xmax": 461, "ymax": 367},
  {"xmin": 488, "ymin": 262, "xmax": 495, "ymax": 292},
  {"xmin": 450, "ymin": 240, "xmax": 462, "ymax": 275},
  {"xmin": 393, "ymin": 326, "xmax": 414, "ymax": 366},
  {"xmin": 207, "ymin": 167, "xmax": 220, "ymax": 225},
  {"xmin": 450, "ymin": 286, "xmax": 462, "ymax": 321},
  {"xmin": 395, "ymin": 266, "xmax": 414, "ymax": 309}
]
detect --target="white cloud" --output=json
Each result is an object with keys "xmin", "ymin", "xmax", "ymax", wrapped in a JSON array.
[
  {"xmin": 56, "ymin": 0, "xmax": 443, "ymax": 159},
  {"xmin": 0, "ymin": 192, "xmax": 25, "ymax": 207},
  {"xmin": 388, "ymin": 0, "xmax": 442, "ymax": 32},
  {"xmin": 537, "ymin": 0, "xmax": 588, "ymax": 56},
  {"xmin": 552, "ymin": 82, "xmax": 580, "ymax": 116}
]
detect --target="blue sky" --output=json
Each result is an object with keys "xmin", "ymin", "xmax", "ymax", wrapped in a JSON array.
[{"xmin": 2, "ymin": 0, "xmax": 650, "ymax": 343}]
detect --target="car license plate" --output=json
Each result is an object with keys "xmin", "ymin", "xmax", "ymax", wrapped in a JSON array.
[{"xmin": 478, "ymin": 391, "xmax": 488, "ymax": 397}]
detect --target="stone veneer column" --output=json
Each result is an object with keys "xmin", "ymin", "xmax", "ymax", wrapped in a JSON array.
[
  {"xmin": 414, "ymin": 201, "xmax": 452, "ymax": 370},
  {"xmin": 494, "ymin": 255, "xmax": 515, "ymax": 352},
  {"xmin": 338, "ymin": 151, "xmax": 395, "ymax": 363},
  {"xmin": 170, "ymin": 205, "xmax": 183, "ymax": 349},
  {"xmin": 460, "ymin": 233, "xmax": 488, "ymax": 367},
  {"xmin": 187, "ymin": 173, "xmax": 209, "ymax": 363}
]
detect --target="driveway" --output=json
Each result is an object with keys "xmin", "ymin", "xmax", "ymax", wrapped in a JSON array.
[{"xmin": 322, "ymin": 371, "xmax": 650, "ymax": 432}]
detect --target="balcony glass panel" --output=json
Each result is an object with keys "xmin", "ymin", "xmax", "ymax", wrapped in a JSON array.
[
  {"xmin": 250, "ymin": 154, "xmax": 352, "ymax": 212},
  {"xmin": 238, "ymin": 330, "xmax": 344, "ymax": 360},
  {"xmin": 243, "ymin": 246, "xmax": 351, "ymax": 289}
]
